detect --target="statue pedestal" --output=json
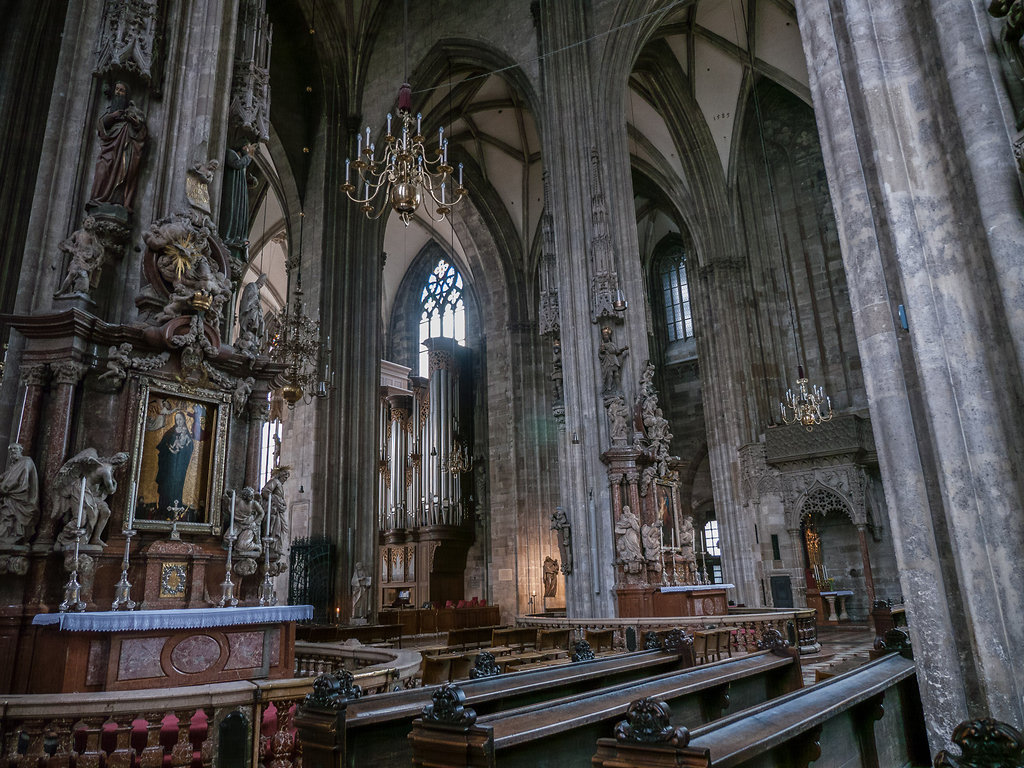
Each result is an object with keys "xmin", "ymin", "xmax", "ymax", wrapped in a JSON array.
[
  {"xmin": 616, "ymin": 584, "xmax": 733, "ymax": 619},
  {"xmin": 28, "ymin": 605, "xmax": 310, "ymax": 693}
]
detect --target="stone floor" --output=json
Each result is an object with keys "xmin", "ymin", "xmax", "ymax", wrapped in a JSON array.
[{"xmin": 800, "ymin": 624, "xmax": 876, "ymax": 687}]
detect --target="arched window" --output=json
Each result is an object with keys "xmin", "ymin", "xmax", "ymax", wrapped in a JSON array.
[
  {"xmin": 659, "ymin": 247, "xmax": 693, "ymax": 342},
  {"xmin": 419, "ymin": 259, "xmax": 466, "ymax": 375}
]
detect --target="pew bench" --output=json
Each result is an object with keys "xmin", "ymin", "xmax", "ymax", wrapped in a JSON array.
[
  {"xmin": 592, "ymin": 651, "xmax": 929, "ymax": 768},
  {"xmin": 408, "ymin": 647, "xmax": 803, "ymax": 768},
  {"xmin": 335, "ymin": 649, "xmax": 688, "ymax": 768}
]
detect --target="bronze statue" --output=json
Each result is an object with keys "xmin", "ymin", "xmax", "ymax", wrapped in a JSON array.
[
  {"xmin": 221, "ymin": 143, "xmax": 257, "ymax": 249},
  {"xmin": 88, "ymin": 82, "xmax": 148, "ymax": 213},
  {"xmin": 0, "ymin": 445, "xmax": 39, "ymax": 546}
]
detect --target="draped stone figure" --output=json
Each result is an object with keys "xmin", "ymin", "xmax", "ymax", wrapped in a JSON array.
[
  {"xmin": 221, "ymin": 143, "xmax": 257, "ymax": 250},
  {"xmin": 598, "ymin": 326, "xmax": 628, "ymax": 395},
  {"xmin": 88, "ymin": 82, "xmax": 148, "ymax": 213},
  {"xmin": 235, "ymin": 274, "xmax": 268, "ymax": 355},
  {"xmin": 55, "ymin": 217, "xmax": 106, "ymax": 298},
  {"xmin": 0, "ymin": 445, "xmax": 39, "ymax": 546},
  {"xmin": 351, "ymin": 561, "xmax": 372, "ymax": 618},
  {"xmin": 261, "ymin": 466, "xmax": 291, "ymax": 566},
  {"xmin": 225, "ymin": 486, "xmax": 264, "ymax": 558},
  {"xmin": 615, "ymin": 506, "xmax": 644, "ymax": 574},
  {"xmin": 543, "ymin": 556, "xmax": 559, "ymax": 597}
]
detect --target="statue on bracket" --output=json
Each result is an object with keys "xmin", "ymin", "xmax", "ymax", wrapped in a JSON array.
[
  {"xmin": 232, "ymin": 376, "xmax": 255, "ymax": 417},
  {"xmin": 87, "ymin": 81, "xmax": 148, "ymax": 216},
  {"xmin": 599, "ymin": 326, "xmax": 628, "ymax": 396},
  {"xmin": 54, "ymin": 217, "xmax": 107, "ymax": 300},
  {"xmin": 0, "ymin": 444, "xmax": 39, "ymax": 547},
  {"xmin": 52, "ymin": 448, "xmax": 129, "ymax": 551},
  {"xmin": 235, "ymin": 274, "xmax": 269, "ymax": 355},
  {"xmin": 606, "ymin": 395, "xmax": 630, "ymax": 444},
  {"xmin": 550, "ymin": 506, "xmax": 573, "ymax": 575}
]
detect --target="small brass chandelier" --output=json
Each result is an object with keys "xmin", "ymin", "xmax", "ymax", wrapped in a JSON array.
[
  {"xmin": 780, "ymin": 365, "xmax": 833, "ymax": 431},
  {"xmin": 342, "ymin": 83, "xmax": 465, "ymax": 226}
]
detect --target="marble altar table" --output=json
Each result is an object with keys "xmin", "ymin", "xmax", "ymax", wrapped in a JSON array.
[{"xmin": 28, "ymin": 605, "xmax": 311, "ymax": 693}]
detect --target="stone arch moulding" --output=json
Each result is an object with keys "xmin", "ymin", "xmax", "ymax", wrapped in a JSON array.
[{"xmin": 795, "ymin": 484, "xmax": 857, "ymax": 529}]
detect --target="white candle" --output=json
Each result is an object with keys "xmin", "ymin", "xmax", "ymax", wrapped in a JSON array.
[
  {"xmin": 265, "ymin": 497, "xmax": 271, "ymax": 538},
  {"xmin": 76, "ymin": 476, "xmax": 86, "ymax": 528},
  {"xmin": 229, "ymin": 490, "xmax": 236, "ymax": 536}
]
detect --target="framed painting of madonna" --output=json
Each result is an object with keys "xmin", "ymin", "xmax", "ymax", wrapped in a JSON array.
[{"xmin": 125, "ymin": 378, "xmax": 230, "ymax": 534}]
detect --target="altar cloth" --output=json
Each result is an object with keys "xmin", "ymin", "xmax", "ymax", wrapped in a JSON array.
[{"xmin": 32, "ymin": 605, "xmax": 312, "ymax": 631}]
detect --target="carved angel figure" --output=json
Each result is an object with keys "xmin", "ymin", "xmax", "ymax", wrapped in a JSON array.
[
  {"xmin": 99, "ymin": 343, "xmax": 134, "ymax": 384},
  {"xmin": 0, "ymin": 444, "xmax": 39, "ymax": 546},
  {"xmin": 52, "ymin": 448, "xmax": 129, "ymax": 550},
  {"xmin": 232, "ymin": 376, "xmax": 255, "ymax": 417}
]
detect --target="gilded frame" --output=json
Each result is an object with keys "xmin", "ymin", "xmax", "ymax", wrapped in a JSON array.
[{"xmin": 125, "ymin": 377, "xmax": 230, "ymax": 534}]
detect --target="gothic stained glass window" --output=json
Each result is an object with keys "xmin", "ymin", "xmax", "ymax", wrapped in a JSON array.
[
  {"xmin": 659, "ymin": 248, "xmax": 693, "ymax": 342},
  {"xmin": 418, "ymin": 259, "xmax": 466, "ymax": 376}
]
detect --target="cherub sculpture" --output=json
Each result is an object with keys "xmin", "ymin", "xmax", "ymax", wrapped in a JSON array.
[{"xmin": 52, "ymin": 448, "xmax": 129, "ymax": 550}]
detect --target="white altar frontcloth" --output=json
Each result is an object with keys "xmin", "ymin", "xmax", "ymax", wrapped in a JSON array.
[
  {"xmin": 32, "ymin": 605, "xmax": 313, "ymax": 631},
  {"xmin": 659, "ymin": 583, "xmax": 735, "ymax": 593}
]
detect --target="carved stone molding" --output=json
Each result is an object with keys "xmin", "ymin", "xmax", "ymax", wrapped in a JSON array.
[
  {"xmin": 738, "ymin": 442, "xmax": 780, "ymax": 507},
  {"xmin": 765, "ymin": 414, "xmax": 875, "ymax": 466},
  {"xmin": 19, "ymin": 364, "xmax": 50, "ymax": 389},
  {"xmin": 538, "ymin": 289, "xmax": 560, "ymax": 337},
  {"xmin": 229, "ymin": 0, "xmax": 272, "ymax": 143},
  {"xmin": 94, "ymin": 0, "xmax": 160, "ymax": 86},
  {"xmin": 780, "ymin": 464, "xmax": 868, "ymax": 528}
]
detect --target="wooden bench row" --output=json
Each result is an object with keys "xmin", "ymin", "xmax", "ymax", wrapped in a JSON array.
[{"xmin": 296, "ymin": 623, "xmax": 403, "ymax": 647}]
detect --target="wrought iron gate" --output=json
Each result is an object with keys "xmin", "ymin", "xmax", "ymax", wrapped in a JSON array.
[{"xmin": 288, "ymin": 536, "xmax": 334, "ymax": 623}]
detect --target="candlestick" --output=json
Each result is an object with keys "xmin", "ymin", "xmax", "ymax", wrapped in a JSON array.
[
  {"xmin": 219, "ymin": 527, "xmax": 238, "ymax": 608},
  {"xmin": 229, "ymin": 490, "xmax": 236, "ymax": 536},
  {"xmin": 259, "ymin": 535, "xmax": 277, "ymax": 606},
  {"xmin": 112, "ymin": 529, "xmax": 136, "ymax": 610},
  {"xmin": 76, "ymin": 476, "xmax": 86, "ymax": 528}
]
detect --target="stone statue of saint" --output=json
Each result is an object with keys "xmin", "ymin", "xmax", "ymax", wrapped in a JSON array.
[
  {"xmin": 221, "ymin": 143, "xmax": 257, "ymax": 249},
  {"xmin": 88, "ymin": 81, "xmax": 148, "ymax": 213},
  {"xmin": 261, "ymin": 465, "xmax": 291, "ymax": 565},
  {"xmin": 550, "ymin": 338, "xmax": 563, "ymax": 404},
  {"xmin": 232, "ymin": 376, "xmax": 255, "ymax": 417},
  {"xmin": 235, "ymin": 274, "xmax": 268, "ymax": 355},
  {"xmin": 225, "ymin": 486, "xmax": 264, "ymax": 557},
  {"xmin": 543, "ymin": 555, "xmax": 559, "ymax": 598},
  {"xmin": 0, "ymin": 444, "xmax": 39, "ymax": 546},
  {"xmin": 550, "ymin": 506, "xmax": 573, "ymax": 575},
  {"xmin": 52, "ymin": 448, "xmax": 129, "ymax": 550},
  {"xmin": 615, "ymin": 505, "xmax": 644, "ymax": 573},
  {"xmin": 351, "ymin": 561, "xmax": 372, "ymax": 618},
  {"xmin": 598, "ymin": 326, "xmax": 628, "ymax": 395},
  {"xmin": 606, "ymin": 395, "xmax": 630, "ymax": 442},
  {"xmin": 642, "ymin": 519, "xmax": 664, "ymax": 572},
  {"xmin": 55, "ymin": 217, "xmax": 106, "ymax": 298}
]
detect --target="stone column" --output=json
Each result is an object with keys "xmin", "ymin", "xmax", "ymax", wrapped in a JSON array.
[
  {"xmin": 14, "ymin": 363, "xmax": 48, "ymax": 455},
  {"xmin": 245, "ymin": 394, "xmax": 269, "ymax": 489},
  {"xmin": 35, "ymin": 360, "xmax": 87, "ymax": 544},
  {"xmin": 856, "ymin": 524, "xmax": 876, "ymax": 606},
  {"xmin": 794, "ymin": 0, "xmax": 1024, "ymax": 745}
]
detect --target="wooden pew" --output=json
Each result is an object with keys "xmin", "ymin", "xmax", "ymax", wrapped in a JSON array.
[
  {"xmin": 297, "ymin": 623, "xmax": 403, "ymax": 647},
  {"xmin": 448, "ymin": 625, "xmax": 507, "ymax": 649},
  {"xmin": 591, "ymin": 651, "xmax": 928, "ymax": 768},
  {"xmin": 300, "ymin": 649, "xmax": 687, "ymax": 768},
  {"xmin": 408, "ymin": 646, "xmax": 803, "ymax": 768}
]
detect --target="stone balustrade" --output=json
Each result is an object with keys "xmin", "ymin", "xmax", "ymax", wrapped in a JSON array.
[
  {"xmin": 516, "ymin": 608, "xmax": 819, "ymax": 655},
  {"xmin": 293, "ymin": 640, "xmax": 421, "ymax": 688}
]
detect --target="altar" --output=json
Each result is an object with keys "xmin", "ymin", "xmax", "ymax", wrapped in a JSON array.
[
  {"xmin": 28, "ymin": 605, "xmax": 311, "ymax": 693},
  {"xmin": 616, "ymin": 584, "xmax": 734, "ymax": 619}
]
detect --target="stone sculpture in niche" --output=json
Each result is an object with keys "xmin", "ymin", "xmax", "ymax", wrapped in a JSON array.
[
  {"xmin": 598, "ymin": 326, "xmax": 628, "ymax": 395},
  {"xmin": 235, "ymin": 274, "xmax": 269, "ymax": 355},
  {"xmin": 641, "ymin": 519, "xmax": 664, "ymax": 580},
  {"xmin": 0, "ymin": 444, "xmax": 39, "ymax": 546},
  {"xmin": 52, "ymin": 448, "xmax": 129, "ymax": 550},
  {"xmin": 606, "ymin": 395, "xmax": 630, "ymax": 444},
  {"xmin": 550, "ymin": 506, "xmax": 573, "ymax": 575},
  {"xmin": 615, "ymin": 505, "xmax": 644, "ymax": 575},
  {"xmin": 351, "ymin": 561, "xmax": 371, "ymax": 618},
  {"xmin": 55, "ymin": 217, "xmax": 106, "ymax": 299},
  {"xmin": 543, "ymin": 555, "xmax": 559, "ymax": 597},
  {"xmin": 88, "ymin": 81, "xmax": 148, "ymax": 215}
]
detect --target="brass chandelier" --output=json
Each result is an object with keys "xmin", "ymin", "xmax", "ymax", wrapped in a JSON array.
[
  {"xmin": 780, "ymin": 365, "xmax": 833, "ymax": 431},
  {"xmin": 342, "ymin": 83, "xmax": 465, "ymax": 226}
]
